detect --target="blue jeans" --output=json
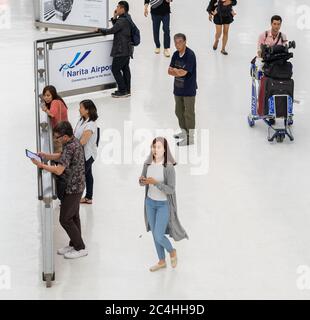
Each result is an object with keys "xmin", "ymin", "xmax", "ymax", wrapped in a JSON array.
[
  {"xmin": 151, "ymin": 13, "xmax": 171, "ymax": 49},
  {"xmin": 146, "ymin": 197, "xmax": 174, "ymax": 260}
]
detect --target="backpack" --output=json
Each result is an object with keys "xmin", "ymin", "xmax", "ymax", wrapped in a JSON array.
[
  {"xmin": 125, "ymin": 15, "xmax": 141, "ymax": 46},
  {"xmin": 263, "ymin": 61, "xmax": 293, "ymax": 80},
  {"xmin": 217, "ymin": 0, "xmax": 232, "ymax": 18}
]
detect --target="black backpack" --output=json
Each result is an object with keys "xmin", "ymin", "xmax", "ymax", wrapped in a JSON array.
[
  {"xmin": 125, "ymin": 15, "xmax": 141, "ymax": 46},
  {"xmin": 217, "ymin": 0, "xmax": 232, "ymax": 17},
  {"xmin": 263, "ymin": 61, "xmax": 293, "ymax": 80}
]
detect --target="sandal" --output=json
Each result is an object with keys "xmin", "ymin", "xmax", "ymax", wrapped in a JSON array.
[
  {"xmin": 80, "ymin": 198, "xmax": 93, "ymax": 204},
  {"xmin": 170, "ymin": 250, "xmax": 178, "ymax": 268},
  {"xmin": 149, "ymin": 263, "xmax": 166, "ymax": 272}
]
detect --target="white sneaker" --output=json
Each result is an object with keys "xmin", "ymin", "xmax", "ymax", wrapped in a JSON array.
[
  {"xmin": 164, "ymin": 49, "xmax": 170, "ymax": 57},
  {"xmin": 57, "ymin": 246, "xmax": 73, "ymax": 255},
  {"xmin": 64, "ymin": 248, "xmax": 88, "ymax": 259},
  {"xmin": 173, "ymin": 129, "xmax": 187, "ymax": 139},
  {"xmin": 177, "ymin": 136, "xmax": 195, "ymax": 147},
  {"xmin": 154, "ymin": 48, "xmax": 160, "ymax": 54}
]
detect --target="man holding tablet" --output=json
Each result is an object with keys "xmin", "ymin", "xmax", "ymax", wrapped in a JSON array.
[
  {"xmin": 25, "ymin": 149, "xmax": 42, "ymax": 162},
  {"xmin": 30, "ymin": 121, "xmax": 88, "ymax": 260}
]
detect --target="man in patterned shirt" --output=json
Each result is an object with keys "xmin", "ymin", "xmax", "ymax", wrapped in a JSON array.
[{"xmin": 32, "ymin": 121, "xmax": 88, "ymax": 259}]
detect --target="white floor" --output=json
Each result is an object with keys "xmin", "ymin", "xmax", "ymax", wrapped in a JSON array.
[{"xmin": 1, "ymin": 0, "xmax": 310, "ymax": 299}]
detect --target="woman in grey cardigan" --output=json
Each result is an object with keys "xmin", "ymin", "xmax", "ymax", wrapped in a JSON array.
[{"xmin": 139, "ymin": 137, "xmax": 188, "ymax": 272}]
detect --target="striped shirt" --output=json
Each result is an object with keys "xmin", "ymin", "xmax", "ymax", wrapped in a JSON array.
[
  {"xmin": 150, "ymin": 0, "xmax": 164, "ymax": 8},
  {"xmin": 145, "ymin": 0, "xmax": 171, "ymax": 15}
]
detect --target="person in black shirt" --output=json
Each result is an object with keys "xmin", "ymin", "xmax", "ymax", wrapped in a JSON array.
[
  {"xmin": 207, "ymin": 0, "xmax": 237, "ymax": 55},
  {"xmin": 144, "ymin": 0, "xmax": 173, "ymax": 57},
  {"xmin": 98, "ymin": 1, "xmax": 132, "ymax": 98},
  {"xmin": 168, "ymin": 33, "xmax": 197, "ymax": 146}
]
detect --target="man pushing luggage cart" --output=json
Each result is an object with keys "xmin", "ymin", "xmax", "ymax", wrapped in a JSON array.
[{"xmin": 247, "ymin": 15, "xmax": 296, "ymax": 143}]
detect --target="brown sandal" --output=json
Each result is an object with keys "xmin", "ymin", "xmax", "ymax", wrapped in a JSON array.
[{"xmin": 80, "ymin": 198, "xmax": 93, "ymax": 204}]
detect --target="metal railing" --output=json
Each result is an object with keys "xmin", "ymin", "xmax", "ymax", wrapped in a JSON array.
[
  {"xmin": 34, "ymin": 31, "xmax": 116, "ymax": 287},
  {"xmin": 34, "ymin": 38, "xmax": 56, "ymax": 288}
]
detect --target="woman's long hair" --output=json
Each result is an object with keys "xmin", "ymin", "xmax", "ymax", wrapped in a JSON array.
[
  {"xmin": 145, "ymin": 137, "xmax": 176, "ymax": 167},
  {"xmin": 42, "ymin": 85, "xmax": 68, "ymax": 110}
]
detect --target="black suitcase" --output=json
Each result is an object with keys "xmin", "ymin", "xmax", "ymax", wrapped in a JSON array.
[{"xmin": 264, "ymin": 78, "xmax": 294, "ymax": 117}]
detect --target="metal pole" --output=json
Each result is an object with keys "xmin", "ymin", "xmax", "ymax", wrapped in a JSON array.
[{"xmin": 34, "ymin": 41, "xmax": 43, "ymax": 200}]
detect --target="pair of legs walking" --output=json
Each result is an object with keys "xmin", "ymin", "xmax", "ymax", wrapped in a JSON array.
[
  {"xmin": 146, "ymin": 197, "xmax": 177, "ymax": 271},
  {"xmin": 151, "ymin": 13, "xmax": 171, "ymax": 50},
  {"xmin": 213, "ymin": 24, "xmax": 230, "ymax": 54}
]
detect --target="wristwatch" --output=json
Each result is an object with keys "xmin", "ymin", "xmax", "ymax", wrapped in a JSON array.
[{"xmin": 53, "ymin": 0, "xmax": 74, "ymax": 21}]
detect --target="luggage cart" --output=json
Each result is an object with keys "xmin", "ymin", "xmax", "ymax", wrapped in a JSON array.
[{"xmin": 247, "ymin": 62, "xmax": 294, "ymax": 143}]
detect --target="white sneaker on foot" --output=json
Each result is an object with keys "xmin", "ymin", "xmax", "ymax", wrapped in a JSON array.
[
  {"xmin": 154, "ymin": 48, "xmax": 160, "ymax": 54},
  {"xmin": 177, "ymin": 136, "xmax": 195, "ymax": 147},
  {"xmin": 57, "ymin": 246, "xmax": 73, "ymax": 255},
  {"xmin": 173, "ymin": 129, "xmax": 187, "ymax": 139},
  {"xmin": 164, "ymin": 49, "xmax": 170, "ymax": 57},
  {"xmin": 64, "ymin": 248, "xmax": 88, "ymax": 259}
]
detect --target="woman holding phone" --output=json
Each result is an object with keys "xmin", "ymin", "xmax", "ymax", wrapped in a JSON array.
[
  {"xmin": 139, "ymin": 137, "xmax": 188, "ymax": 272},
  {"xmin": 42, "ymin": 85, "xmax": 68, "ymax": 153},
  {"xmin": 42, "ymin": 85, "xmax": 68, "ymax": 129}
]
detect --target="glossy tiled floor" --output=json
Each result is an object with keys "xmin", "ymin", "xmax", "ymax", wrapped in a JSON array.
[{"xmin": 1, "ymin": 0, "xmax": 310, "ymax": 299}]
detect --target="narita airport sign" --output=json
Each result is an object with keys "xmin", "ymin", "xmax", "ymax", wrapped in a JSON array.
[{"xmin": 48, "ymin": 38, "xmax": 115, "ymax": 92}]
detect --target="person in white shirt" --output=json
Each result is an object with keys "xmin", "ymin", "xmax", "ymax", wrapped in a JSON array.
[
  {"xmin": 139, "ymin": 137, "xmax": 188, "ymax": 272},
  {"xmin": 74, "ymin": 100, "xmax": 98, "ymax": 204}
]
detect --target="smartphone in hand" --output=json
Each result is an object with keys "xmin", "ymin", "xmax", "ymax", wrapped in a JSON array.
[{"xmin": 139, "ymin": 177, "xmax": 146, "ymax": 184}]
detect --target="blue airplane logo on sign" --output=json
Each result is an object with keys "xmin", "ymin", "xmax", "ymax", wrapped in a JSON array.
[{"xmin": 59, "ymin": 51, "xmax": 91, "ymax": 72}]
